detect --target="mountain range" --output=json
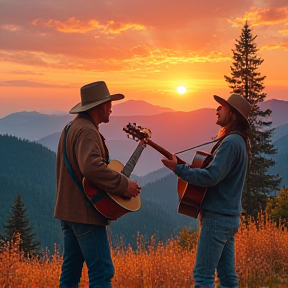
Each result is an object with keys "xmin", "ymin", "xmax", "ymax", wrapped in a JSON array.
[{"xmin": 0, "ymin": 99, "xmax": 287, "ymax": 177}]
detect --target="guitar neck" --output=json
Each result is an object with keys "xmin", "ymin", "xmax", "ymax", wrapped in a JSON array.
[
  {"xmin": 146, "ymin": 139, "xmax": 186, "ymax": 164},
  {"xmin": 121, "ymin": 142, "xmax": 145, "ymax": 177}
]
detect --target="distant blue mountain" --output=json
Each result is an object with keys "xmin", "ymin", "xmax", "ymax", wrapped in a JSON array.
[
  {"xmin": 269, "ymin": 124, "xmax": 288, "ymax": 188},
  {"xmin": 0, "ymin": 111, "xmax": 73, "ymax": 141},
  {"xmin": 259, "ymin": 99, "xmax": 288, "ymax": 127},
  {"xmin": 1, "ymin": 99, "xmax": 287, "ymax": 178}
]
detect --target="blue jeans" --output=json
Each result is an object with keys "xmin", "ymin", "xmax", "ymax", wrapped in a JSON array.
[
  {"xmin": 193, "ymin": 211, "xmax": 240, "ymax": 288},
  {"xmin": 60, "ymin": 221, "xmax": 114, "ymax": 288}
]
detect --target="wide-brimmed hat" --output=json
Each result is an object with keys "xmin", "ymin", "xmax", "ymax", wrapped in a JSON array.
[
  {"xmin": 69, "ymin": 81, "xmax": 124, "ymax": 114},
  {"xmin": 214, "ymin": 93, "xmax": 252, "ymax": 126}
]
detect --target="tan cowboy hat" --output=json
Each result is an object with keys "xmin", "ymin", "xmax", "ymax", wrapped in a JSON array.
[
  {"xmin": 214, "ymin": 93, "xmax": 252, "ymax": 125},
  {"xmin": 69, "ymin": 81, "xmax": 124, "ymax": 114}
]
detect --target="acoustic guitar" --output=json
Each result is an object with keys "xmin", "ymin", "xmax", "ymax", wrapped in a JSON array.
[
  {"xmin": 123, "ymin": 123, "xmax": 212, "ymax": 218},
  {"xmin": 82, "ymin": 127, "xmax": 151, "ymax": 220}
]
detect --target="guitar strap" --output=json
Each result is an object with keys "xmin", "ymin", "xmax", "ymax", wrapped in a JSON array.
[
  {"xmin": 175, "ymin": 131, "xmax": 247, "ymax": 156},
  {"xmin": 175, "ymin": 131, "xmax": 248, "ymax": 168},
  {"xmin": 63, "ymin": 121, "xmax": 108, "ymax": 207},
  {"xmin": 175, "ymin": 137, "xmax": 224, "ymax": 155},
  {"xmin": 63, "ymin": 121, "xmax": 86, "ymax": 195},
  {"xmin": 99, "ymin": 133, "xmax": 110, "ymax": 164},
  {"xmin": 211, "ymin": 131, "xmax": 247, "ymax": 154},
  {"xmin": 210, "ymin": 136, "xmax": 226, "ymax": 155}
]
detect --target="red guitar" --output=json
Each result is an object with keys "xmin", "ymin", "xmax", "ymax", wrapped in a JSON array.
[
  {"xmin": 123, "ymin": 123, "xmax": 212, "ymax": 218},
  {"xmin": 82, "ymin": 127, "xmax": 152, "ymax": 220}
]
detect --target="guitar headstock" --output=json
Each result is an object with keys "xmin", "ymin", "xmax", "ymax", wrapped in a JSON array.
[{"xmin": 123, "ymin": 123, "xmax": 152, "ymax": 142}]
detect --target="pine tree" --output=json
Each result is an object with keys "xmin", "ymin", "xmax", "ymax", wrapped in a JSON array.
[
  {"xmin": 224, "ymin": 22, "xmax": 281, "ymax": 218},
  {"xmin": 3, "ymin": 194, "xmax": 40, "ymax": 256},
  {"xmin": 267, "ymin": 187, "xmax": 288, "ymax": 226},
  {"xmin": 177, "ymin": 227, "xmax": 198, "ymax": 251}
]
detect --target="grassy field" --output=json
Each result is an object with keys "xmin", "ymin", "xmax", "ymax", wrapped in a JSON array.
[{"xmin": 0, "ymin": 214, "xmax": 287, "ymax": 288}]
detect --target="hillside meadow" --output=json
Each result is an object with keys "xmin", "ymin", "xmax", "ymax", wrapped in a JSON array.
[{"xmin": 0, "ymin": 214, "xmax": 287, "ymax": 288}]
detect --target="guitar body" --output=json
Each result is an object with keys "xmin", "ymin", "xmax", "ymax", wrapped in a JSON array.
[
  {"xmin": 123, "ymin": 123, "xmax": 213, "ymax": 219},
  {"xmin": 82, "ymin": 159, "xmax": 141, "ymax": 220},
  {"xmin": 177, "ymin": 151, "xmax": 212, "ymax": 218}
]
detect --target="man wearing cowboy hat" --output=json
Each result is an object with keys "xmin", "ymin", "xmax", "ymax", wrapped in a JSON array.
[
  {"xmin": 54, "ymin": 81, "xmax": 141, "ymax": 288},
  {"xmin": 162, "ymin": 93, "xmax": 252, "ymax": 288}
]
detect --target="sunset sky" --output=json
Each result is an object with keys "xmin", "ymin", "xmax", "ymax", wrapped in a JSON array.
[{"xmin": 1, "ymin": 0, "xmax": 287, "ymax": 118}]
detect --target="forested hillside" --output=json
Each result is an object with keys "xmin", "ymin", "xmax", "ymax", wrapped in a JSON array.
[{"xmin": 0, "ymin": 135, "xmax": 61, "ymax": 252}]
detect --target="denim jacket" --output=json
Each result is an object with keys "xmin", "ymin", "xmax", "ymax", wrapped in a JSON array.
[{"xmin": 174, "ymin": 134, "xmax": 248, "ymax": 216}]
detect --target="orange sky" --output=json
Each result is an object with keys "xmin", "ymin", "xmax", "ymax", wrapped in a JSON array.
[{"xmin": 1, "ymin": 0, "xmax": 288, "ymax": 118}]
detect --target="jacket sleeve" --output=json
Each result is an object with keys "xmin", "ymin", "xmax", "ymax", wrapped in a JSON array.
[
  {"xmin": 74, "ymin": 127, "xmax": 128, "ymax": 195},
  {"xmin": 174, "ymin": 137, "xmax": 238, "ymax": 187}
]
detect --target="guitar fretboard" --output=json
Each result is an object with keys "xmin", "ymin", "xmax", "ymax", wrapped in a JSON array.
[
  {"xmin": 146, "ymin": 139, "xmax": 186, "ymax": 164},
  {"xmin": 121, "ymin": 143, "xmax": 145, "ymax": 177}
]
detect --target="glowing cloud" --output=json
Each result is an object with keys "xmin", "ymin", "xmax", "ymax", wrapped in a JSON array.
[
  {"xmin": 1, "ymin": 24, "xmax": 21, "ymax": 31},
  {"xmin": 228, "ymin": 6, "xmax": 288, "ymax": 27},
  {"xmin": 31, "ymin": 17, "xmax": 146, "ymax": 34}
]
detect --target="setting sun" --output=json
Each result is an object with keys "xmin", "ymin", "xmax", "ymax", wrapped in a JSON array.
[{"xmin": 177, "ymin": 86, "xmax": 187, "ymax": 94}]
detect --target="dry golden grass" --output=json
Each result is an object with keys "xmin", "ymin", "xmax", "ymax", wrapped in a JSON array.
[
  {"xmin": 0, "ymin": 215, "xmax": 287, "ymax": 288},
  {"xmin": 235, "ymin": 215, "xmax": 288, "ymax": 288}
]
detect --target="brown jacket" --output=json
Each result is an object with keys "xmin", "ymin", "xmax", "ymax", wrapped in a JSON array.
[{"xmin": 54, "ymin": 113, "xmax": 128, "ymax": 226}]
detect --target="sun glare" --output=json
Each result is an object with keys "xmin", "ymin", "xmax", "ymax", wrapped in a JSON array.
[{"xmin": 177, "ymin": 86, "xmax": 187, "ymax": 94}]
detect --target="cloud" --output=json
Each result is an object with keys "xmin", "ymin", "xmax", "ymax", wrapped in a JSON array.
[
  {"xmin": 0, "ymin": 50, "xmax": 65, "ymax": 68},
  {"xmin": 32, "ymin": 17, "xmax": 146, "ymax": 35},
  {"xmin": 0, "ymin": 47, "xmax": 231, "ymax": 73},
  {"xmin": 4, "ymin": 0, "xmax": 286, "ymax": 63},
  {"xmin": 0, "ymin": 0, "xmax": 287, "ymax": 97},
  {"xmin": 228, "ymin": 5, "xmax": 288, "ymax": 27},
  {"xmin": 0, "ymin": 79, "xmax": 66, "ymax": 88},
  {"xmin": 261, "ymin": 43, "xmax": 288, "ymax": 51},
  {"xmin": 10, "ymin": 70, "xmax": 44, "ymax": 76},
  {"xmin": 1, "ymin": 24, "xmax": 21, "ymax": 32},
  {"xmin": 278, "ymin": 27, "xmax": 288, "ymax": 35}
]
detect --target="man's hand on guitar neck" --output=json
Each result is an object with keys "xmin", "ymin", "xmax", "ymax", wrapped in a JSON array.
[
  {"xmin": 123, "ymin": 179, "xmax": 141, "ymax": 199},
  {"xmin": 161, "ymin": 154, "xmax": 178, "ymax": 171}
]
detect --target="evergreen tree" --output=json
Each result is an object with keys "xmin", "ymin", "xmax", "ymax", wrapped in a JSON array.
[
  {"xmin": 177, "ymin": 227, "xmax": 198, "ymax": 250},
  {"xmin": 3, "ymin": 194, "xmax": 40, "ymax": 256},
  {"xmin": 224, "ymin": 22, "xmax": 281, "ymax": 218},
  {"xmin": 267, "ymin": 187, "xmax": 288, "ymax": 226}
]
